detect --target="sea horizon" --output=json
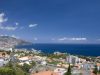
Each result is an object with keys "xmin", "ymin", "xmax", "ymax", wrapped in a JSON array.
[{"xmin": 16, "ymin": 43, "xmax": 100, "ymax": 57}]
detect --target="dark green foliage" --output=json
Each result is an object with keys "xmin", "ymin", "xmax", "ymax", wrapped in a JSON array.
[
  {"xmin": 93, "ymin": 65, "xmax": 98, "ymax": 75},
  {"xmin": 5, "ymin": 62, "xmax": 29, "ymax": 75},
  {"xmin": 6, "ymin": 51, "xmax": 11, "ymax": 55},
  {"xmin": 21, "ymin": 63, "xmax": 32, "ymax": 72},
  {"xmin": 64, "ymin": 64, "xmax": 71, "ymax": 75},
  {"xmin": 5, "ymin": 61, "xmax": 13, "ymax": 68},
  {"xmin": 0, "ymin": 67, "xmax": 16, "ymax": 75},
  {"xmin": 31, "ymin": 61, "xmax": 36, "ymax": 66},
  {"xmin": 14, "ymin": 67, "xmax": 26, "ymax": 75}
]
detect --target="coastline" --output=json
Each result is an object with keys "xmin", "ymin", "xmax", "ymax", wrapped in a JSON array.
[{"xmin": 15, "ymin": 44, "xmax": 100, "ymax": 57}]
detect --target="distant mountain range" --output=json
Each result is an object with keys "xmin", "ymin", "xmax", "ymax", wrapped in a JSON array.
[{"xmin": 0, "ymin": 36, "xmax": 32, "ymax": 48}]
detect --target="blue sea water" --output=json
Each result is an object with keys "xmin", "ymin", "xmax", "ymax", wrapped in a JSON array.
[{"xmin": 16, "ymin": 44, "xmax": 100, "ymax": 56}]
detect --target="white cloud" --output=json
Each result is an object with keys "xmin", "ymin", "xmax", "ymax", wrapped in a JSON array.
[
  {"xmin": 29, "ymin": 24, "xmax": 38, "ymax": 28},
  {"xmin": 33, "ymin": 37, "xmax": 38, "ymax": 41},
  {"xmin": 0, "ymin": 34, "xmax": 8, "ymax": 36},
  {"xmin": 0, "ymin": 26, "xmax": 17, "ymax": 31},
  {"xmin": 0, "ymin": 13, "xmax": 8, "ymax": 24},
  {"xmin": 11, "ymin": 35, "xmax": 19, "ymax": 39},
  {"xmin": 15, "ymin": 22, "xmax": 19, "ymax": 26},
  {"xmin": 58, "ymin": 37, "xmax": 67, "ymax": 41},
  {"xmin": 58, "ymin": 37, "xmax": 87, "ymax": 41},
  {"xmin": 71, "ymin": 38, "xmax": 87, "ymax": 41},
  {"xmin": 0, "ymin": 12, "xmax": 38, "ymax": 31},
  {"xmin": 0, "ymin": 12, "xmax": 18, "ymax": 31}
]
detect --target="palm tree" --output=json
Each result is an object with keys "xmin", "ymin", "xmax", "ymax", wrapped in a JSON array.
[
  {"xmin": 64, "ymin": 64, "xmax": 71, "ymax": 75},
  {"xmin": 93, "ymin": 65, "xmax": 98, "ymax": 75}
]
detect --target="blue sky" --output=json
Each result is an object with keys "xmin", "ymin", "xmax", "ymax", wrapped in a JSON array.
[{"xmin": 0, "ymin": 0, "xmax": 100, "ymax": 44}]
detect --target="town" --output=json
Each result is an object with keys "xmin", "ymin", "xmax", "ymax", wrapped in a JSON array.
[{"xmin": 0, "ymin": 47, "xmax": 100, "ymax": 75}]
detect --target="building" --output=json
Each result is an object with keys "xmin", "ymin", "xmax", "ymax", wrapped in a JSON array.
[
  {"xmin": 0, "ymin": 58, "xmax": 4, "ymax": 67},
  {"xmin": 66, "ymin": 55, "xmax": 80, "ymax": 65}
]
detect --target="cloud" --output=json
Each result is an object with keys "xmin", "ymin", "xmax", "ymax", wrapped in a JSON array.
[
  {"xmin": 58, "ymin": 37, "xmax": 87, "ymax": 41},
  {"xmin": 15, "ymin": 22, "xmax": 19, "ymax": 26},
  {"xmin": 0, "ymin": 26, "xmax": 17, "ymax": 31},
  {"xmin": 11, "ymin": 35, "xmax": 19, "ymax": 39},
  {"xmin": 29, "ymin": 24, "xmax": 38, "ymax": 28},
  {"xmin": 0, "ymin": 12, "xmax": 18, "ymax": 31},
  {"xmin": 33, "ymin": 37, "xmax": 38, "ymax": 41},
  {"xmin": 0, "ymin": 12, "xmax": 38, "ymax": 31},
  {"xmin": 0, "ymin": 34, "xmax": 8, "ymax": 36},
  {"xmin": 0, "ymin": 13, "xmax": 8, "ymax": 24}
]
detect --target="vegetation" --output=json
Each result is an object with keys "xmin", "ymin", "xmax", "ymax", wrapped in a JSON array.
[
  {"xmin": 7, "ymin": 51, "xmax": 11, "ymax": 55},
  {"xmin": 14, "ymin": 67, "xmax": 26, "ymax": 75},
  {"xmin": 31, "ymin": 61, "xmax": 36, "ymax": 66},
  {"xmin": 48, "ymin": 61, "xmax": 59, "ymax": 65},
  {"xmin": 4, "ymin": 62, "xmax": 30, "ymax": 75},
  {"xmin": 78, "ymin": 55, "xmax": 96, "ymax": 62},
  {"xmin": 93, "ymin": 65, "xmax": 100, "ymax": 75},
  {"xmin": 5, "ymin": 61, "xmax": 13, "ymax": 68},
  {"xmin": 48, "ymin": 54, "xmax": 67, "ymax": 59},
  {"xmin": 2, "ymin": 52, "xmax": 6, "ymax": 56},
  {"xmin": 22, "ymin": 63, "xmax": 31, "ymax": 72},
  {"xmin": 0, "ymin": 67, "xmax": 16, "ymax": 75},
  {"xmin": 64, "ymin": 64, "xmax": 71, "ymax": 75}
]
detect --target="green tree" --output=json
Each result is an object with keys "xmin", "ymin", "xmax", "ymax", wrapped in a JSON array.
[
  {"xmin": 0, "ymin": 67, "xmax": 16, "ymax": 75},
  {"xmin": 93, "ymin": 65, "xmax": 98, "ymax": 75},
  {"xmin": 64, "ymin": 64, "xmax": 71, "ymax": 75},
  {"xmin": 6, "ymin": 51, "xmax": 11, "ymax": 55},
  {"xmin": 15, "ymin": 67, "xmax": 26, "ymax": 75},
  {"xmin": 22, "ymin": 63, "xmax": 31, "ymax": 72},
  {"xmin": 6, "ymin": 61, "xmax": 13, "ymax": 68},
  {"xmin": 31, "ymin": 61, "xmax": 36, "ymax": 66}
]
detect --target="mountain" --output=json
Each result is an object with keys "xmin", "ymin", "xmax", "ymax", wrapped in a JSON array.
[{"xmin": 0, "ymin": 36, "xmax": 32, "ymax": 48}]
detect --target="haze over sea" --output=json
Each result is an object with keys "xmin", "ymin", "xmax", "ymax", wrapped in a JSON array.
[{"xmin": 16, "ymin": 44, "xmax": 100, "ymax": 57}]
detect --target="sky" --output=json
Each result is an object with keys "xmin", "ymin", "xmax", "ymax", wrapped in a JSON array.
[{"xmin": 0, "ymin": 0, "xmax": 100, "ymax": 44}]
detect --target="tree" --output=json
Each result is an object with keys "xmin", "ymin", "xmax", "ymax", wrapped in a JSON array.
[
  {"xmin": 31, "ymin": 61, "xmax": 36, "ymax": 66},
  {"xmin": 0, "ymin": 67, "xmax": 16, "ymax": 75},
  {"xmin": 2, "ymin": 52, "xmax": 6, "ymax": 57},
  {"xmin": 15, "ymin": 67, "xmax": 26, "ymax": 75},
  {"xmin": 93, "ymin": 65, "xmax": 98, "ymax": 75},
  {"xmin": 64, "ymin": 64, "xmax": 71, "ymax": 75},
  {"xmin": 6, "ymin": 51, "xmax": 11, "ymax": 55},
  {"xmin": 5, "ymin": 62, "xmax": 13, "ymax": 69},
  {"xmin": 22, "ymin": 63, "xmax": 32, "ymax": 73}
]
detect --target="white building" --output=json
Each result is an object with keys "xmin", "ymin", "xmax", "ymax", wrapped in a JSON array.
[
  {"xmin": 0, "ymin": 58, "xmax": 4, "ymax": 67},
  {"xmin": 66, "ymin": 55, "xmax": 80, "ymax": 65}
]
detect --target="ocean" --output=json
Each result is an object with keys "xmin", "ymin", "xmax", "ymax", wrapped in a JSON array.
[{"xmin": 16, "ymin": 44, "xmax": 100, "ymax": 56}]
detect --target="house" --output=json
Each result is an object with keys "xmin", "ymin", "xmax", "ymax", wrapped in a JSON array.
[
  {"xmin": 66, "ymin": 55, "xmax": 80, "ymax": 65},
  {"xmin": 0, "ymin": 58, "xmax": 4, "ymax": 67},
  {"xmin": 18, "ymin": 56, "xmax": 32, "ymax": 65}
]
